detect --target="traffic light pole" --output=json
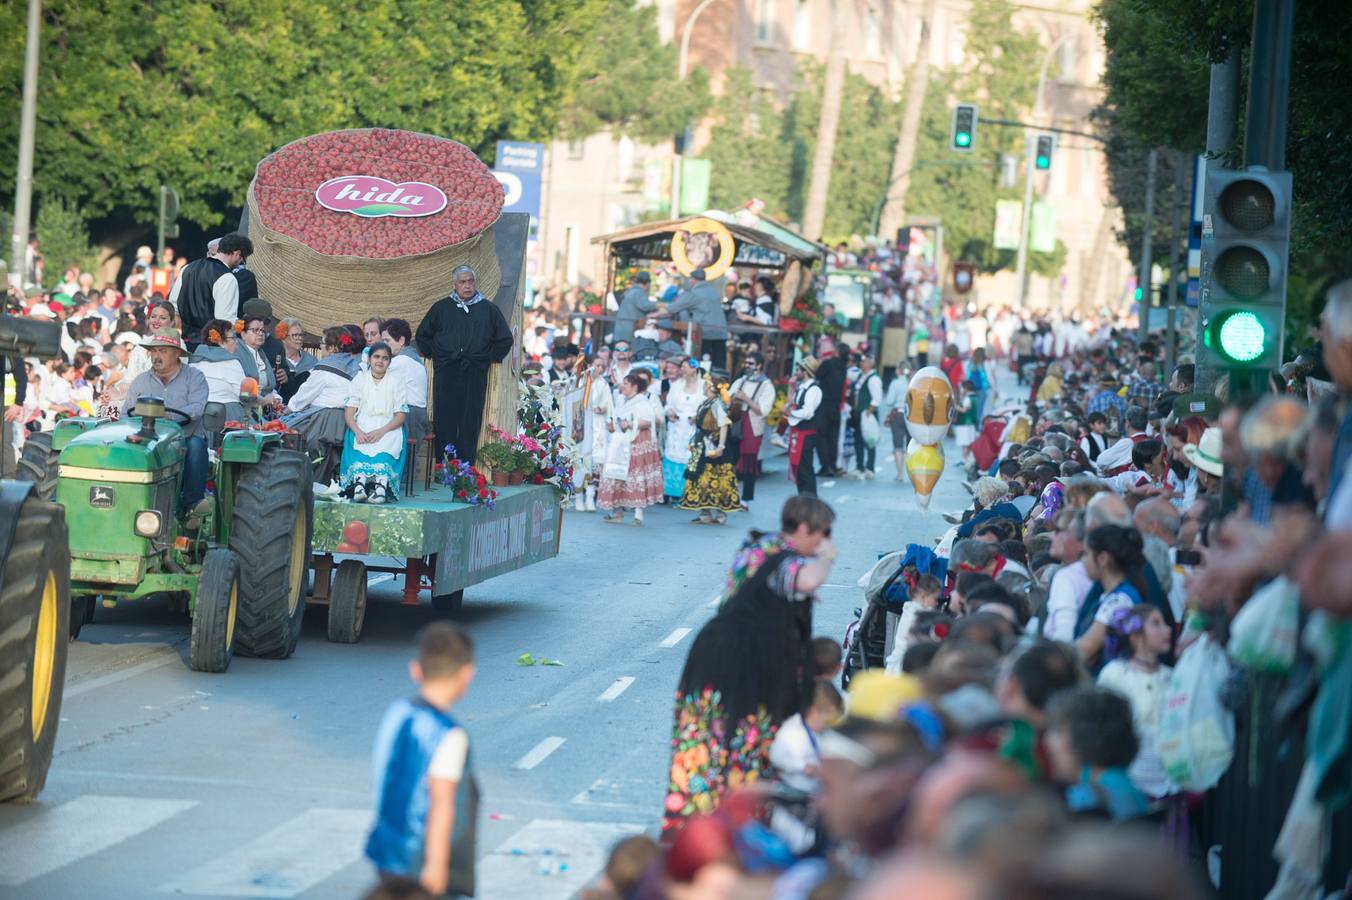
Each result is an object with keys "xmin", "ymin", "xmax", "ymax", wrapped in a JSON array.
[{"xmin": 1136, "ymin": 148, "xmax": 1158, "ymax": 344}]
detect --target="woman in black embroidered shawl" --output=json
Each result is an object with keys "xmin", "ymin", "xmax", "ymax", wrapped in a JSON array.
[{"xmin": 662, "ymin": 496, "xmax": 837, "ymax": 840}]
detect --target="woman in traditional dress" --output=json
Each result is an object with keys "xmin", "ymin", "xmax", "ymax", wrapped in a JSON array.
[
  {"xmin": 662, "ymin": 496, "xmax": 838, "ymax": 840},
  {"xmin": 662, "ymin": 356, "xmax": 703, "ymax": 502},
  {"xmin": 597, "ymin": 370, "xmax": 664, "ymax": 526},
  {"xmin": 570, "ymin": 356, "xmax": 612, "ymax": 512},
  {"xmin": 679, "ymin": 372, "xmax": 742, "ymax": 525},
  {"xmin": 189, "ymin": 319, "xmax": 248, "ymax": 424},
  {"xmin": 340, "ymin": 341, "xmax": 407, "ymax": 504}
]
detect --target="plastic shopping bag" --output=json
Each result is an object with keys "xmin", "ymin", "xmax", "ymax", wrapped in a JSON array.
[
  {"xmin": 1157, "ymin": 633, "xmax": 1236, "ymax": 791},
  {"xmin": 861, "ymin": 411, "xmax": 880, "ymax": 448},
  {"xmin": 1228, "ymin": 575, "xmax": 1300, "ymax": 674}
]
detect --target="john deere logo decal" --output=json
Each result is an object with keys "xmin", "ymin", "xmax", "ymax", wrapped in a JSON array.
[
  {"xmin": 314, "ymin": 175, "xmax": 449, "ymax": 218},
  {"xmin": 89, "ymin": 485, "xmax": 115, "ymax": 508}
]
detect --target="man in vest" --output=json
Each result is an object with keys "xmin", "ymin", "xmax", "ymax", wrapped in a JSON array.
[
  {"xmin": 169, "ymin": 233, "xmax": 253, "ymax": 349},
  {"xmin": 785, "ymin": 356, "xmax": 824, "ymax": 497}
]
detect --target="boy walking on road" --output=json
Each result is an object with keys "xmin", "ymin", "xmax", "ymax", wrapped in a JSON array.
[{"xmin": 366, "ymin": 624, "xmax": 479, "ymax": 897}]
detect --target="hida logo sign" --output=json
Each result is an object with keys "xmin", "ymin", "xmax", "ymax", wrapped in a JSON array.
[{"xmin": 314, "ymin": 175, "xmax": 448, "ymax": 218}]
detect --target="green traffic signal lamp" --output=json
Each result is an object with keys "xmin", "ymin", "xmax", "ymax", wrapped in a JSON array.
[
  {"xmin": 951, "ymin": 104, "xmax": 977, "ymax": 153},
  {"xmin": 1203, "ymin": 308, "xmax": 1269, "ymax": 365},
  {"xmin": 956, "ymin": 132, "xmax": 971, "ymax": 148},
  {"xmin": 1034, "ymin": 134, "xmax": 1055, "ymax": 171}
]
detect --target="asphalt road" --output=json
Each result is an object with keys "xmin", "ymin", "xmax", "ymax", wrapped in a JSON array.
[{"xmin": 0, "ymin": 432, "xmax": 969, "ymax": 900}]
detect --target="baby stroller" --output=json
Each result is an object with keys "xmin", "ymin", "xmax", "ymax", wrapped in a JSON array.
[{"xmin": 841, "ymin": 544, "xmax": 948, "ymax": 689}]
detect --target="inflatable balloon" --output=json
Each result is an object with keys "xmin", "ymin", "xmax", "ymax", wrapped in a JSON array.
[
  {"xmin": 904, "ymin": 366, "xmax": 956, "ymax": 446},
  {"xmin": 906, "ymin": 439, "xmax": 945, "ymax": 509}
]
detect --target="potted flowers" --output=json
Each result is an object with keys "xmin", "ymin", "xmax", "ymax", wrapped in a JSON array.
[
  {"xmin": 438, "ymin": 448, "xmax": 497, "ymax": 508},
  {"xmin": 476, "ymin": 441, "xmax": 516, "ymax": 486}
]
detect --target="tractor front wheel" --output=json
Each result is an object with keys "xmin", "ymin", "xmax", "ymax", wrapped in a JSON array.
[
  {"xmin": 327, "ymin": 560, "xmax": 367, "ymax": 644},
  {"xmin": 0, "ymin": 493, "xmax": 71, "ymax": 803},
  {"xmin": 14, "ymin": 431, "xmax": 59, "ymax": 501},
  {"xmin": 190, "ymin": 550, "xmax": 240, "ymax": 673},
  {"xmin": 230, "ymin": 445, "xmax": 313, "ymax": 659}
]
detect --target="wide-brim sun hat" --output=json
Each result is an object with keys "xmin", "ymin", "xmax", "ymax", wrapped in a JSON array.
[
  {"xmin": 139, "ymin": 327, "xmax": 188, "ymax": 355},
  {"xmin": 1182, "ymin": 427, "xmax": 1224, "ymax": 477},
  {"xmin": 797, "ymin": 355, "xmax": 820, "ymax": 378}
]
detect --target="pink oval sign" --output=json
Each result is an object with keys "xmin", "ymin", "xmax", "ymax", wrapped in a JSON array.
[{"xmin": 314, "ymin": 175, "xmax": 449, "ymax": 218}]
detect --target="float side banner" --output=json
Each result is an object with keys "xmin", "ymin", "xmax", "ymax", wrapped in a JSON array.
[{"xmin": 435, "ymin": 485, "xmax": 561, "ymax": 593}]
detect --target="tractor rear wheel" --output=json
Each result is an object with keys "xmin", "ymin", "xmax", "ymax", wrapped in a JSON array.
[
  {"xmin": 190, "ymin": 550, "xmax": 240, "ymax": 673},
  {"xmin": 0, "ymin": 493, "xmax": 71, "ymax": 803},
  {"xmin": 14, "ymin": 431, "xmax": 59, "ymax": 501},
  {"xmin": 327, "ymin": 560, "xmax": 367, "ymax": 644},
  {"xmin": 230, "ymin": 445, "xmax": 313, "ymax": 659}
]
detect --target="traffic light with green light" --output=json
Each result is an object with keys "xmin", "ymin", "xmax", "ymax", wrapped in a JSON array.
[
  {"xmin": 951, "ymin": 104, "xmax": 977, "ymax": 152},
  {"xmin": 1035, "ymin": 134, "xmax": 1055, "ymax": 171},
  {"xmin": 1197, "ymin": 167, "xmax": 1292, "ymax": 370}
]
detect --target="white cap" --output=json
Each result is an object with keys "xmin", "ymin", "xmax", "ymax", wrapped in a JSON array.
[{"xmin": 114, "ymin": 331, "xmax": 141, "ymax": 345}]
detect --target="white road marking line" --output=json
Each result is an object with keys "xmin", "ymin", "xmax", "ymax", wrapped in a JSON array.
[
  {"xmin": 477, "ymin": 818, "xmax": 646, "ymax": 900},
  {"xmin": 596, "ymin": 676, "xmax": 636, "ymax": 702},
  {"xmin": 513, "ymin": 736, "xmax": 566, "ymax": 770},
  {"xmin": 706, "ymin": 593, "xmax": 723, "ymax": 608},
  {"xmin": 659, "ymin": 627, "xmax": 692, "ymax": 648},
  {"xmin": 368, "ymin": 574, "xmax": 394, "ymax": 586},
  {"xmin": 64, "ymin": 647, "xmax": 182, "ymax": 699},
  {"xmin": 0, "ymin": 795, "xmax": 197, "ymax": 886},
  {"xmin": 835, "ymin": 494, "xmax": 853, "ymax": 504},
  {"xmin": 157, "ymin": 808, "xmax": 370, "ymax": 898}
]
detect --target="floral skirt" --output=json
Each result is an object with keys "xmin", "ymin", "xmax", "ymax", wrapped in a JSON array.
[
  {"xmin": 662, "ymin": 458, "xmax": 688, "ymax": 497},
  {"xmin": 340, "ymin": 429, "xmax": 405, "ymax": 499},
  {"xmin": 597, "ymin": 436, "xmax": 663, "ymax": 510},
  {"xmin": 678, "ymin": 461, "xmax": 741, "ymax": 512},
  {"xmin": 662, "ymin": 688, "xmax": 776, "ymax": 841}
]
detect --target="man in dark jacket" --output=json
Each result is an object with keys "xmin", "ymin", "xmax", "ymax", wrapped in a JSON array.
[
  {"xmin": 663, "ymin": 268, "xmax": 728, "ymax": 367},
  {"xmin": 233, "ymin": 262, "xmax": 259, "ymax": 305},
  {"xmin": 814, "ymin": 336, "xmax": 847, "ymax": 477},
  {"xmin": 613, "ymin": 271, "xmax": 657, "ymax": 343},
  {"xmin": 416, "ymin": 264, "xmax": 515, "ymax": 466},
  {"xmin": 169, "ymin": 233, "xmax": 252, "ymax": 348}
]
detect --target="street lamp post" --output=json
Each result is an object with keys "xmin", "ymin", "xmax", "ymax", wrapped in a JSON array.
[
  {"xmin": 670, "ymin": 0, "xmax": 718, "ymax": 219},
  {"xmin": 8, "ymin": 0, "xmax": 41, "ymax": 289},
  {"xmin": 1013, "ymin": 32, "xmax": 1073, "ymax": 308}
]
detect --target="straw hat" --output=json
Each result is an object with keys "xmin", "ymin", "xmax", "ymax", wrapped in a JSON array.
[
  {"xmin": 797, "ymin": 355, "xmax": 820, "ymax": 378},
  {"xmin": 1182, "ymin": 427, "xmax": 1224, "ymax": 477},
  {"xmin": 139, "ymin": 327, "xmax": 188, "ymax": 355}
]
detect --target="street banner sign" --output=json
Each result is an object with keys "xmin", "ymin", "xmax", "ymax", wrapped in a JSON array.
[
  {"xmin": 493, "ymin": 141, "xmax": 545, "ymax": 240},
  {"xmin": 993, "ymin": 200, "xmax": 1021, "ymax": 250}
]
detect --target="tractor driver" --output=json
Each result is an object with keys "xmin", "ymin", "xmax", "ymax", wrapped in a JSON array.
[{"xmin": 121, "ymin": 328, "xmax": 210, "ymax": 511}]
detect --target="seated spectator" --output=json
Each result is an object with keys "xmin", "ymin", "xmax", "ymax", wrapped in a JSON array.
[
  {"xmin": 1074, "ymin": 524, "xmax": 1149, "ymax": 667},
  {"xmin": 275, "ymin": 315, "xmax": 317, "ymax": 402},
  {"xmin": 189, "ymin": 319, "xmax": 248, "ymax": 424},
  {"xmin": 769, "ymin": 680, "xmax": 845, "ymax": 852},
  {"xmin": 234, "ymin": 312, "xmax": 278, "ymax": 403},
  {"xmin": 284, "ymin": 326, "xmax": 365, "ymax": 458},
  {"xmin": 121, "ymin": 328, "xmax": 210, "ymax": 511},
  {"xmin": 340, "ymin": 341, "xmax": 407, "ymax": 504},
  {"xmin": 1096, "ymin": 604, "xmax": 1175, "ymax": 800}
]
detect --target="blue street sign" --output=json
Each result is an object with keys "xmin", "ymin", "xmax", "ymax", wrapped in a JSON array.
[{"xmin": 493, "ymin": 141, "xmax": 544, "ymax": 240}]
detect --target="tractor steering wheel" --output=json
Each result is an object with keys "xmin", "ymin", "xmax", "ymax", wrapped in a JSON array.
[{"xmin": 163, "ymin": 407, "xmax": 193, "ymax": 425}]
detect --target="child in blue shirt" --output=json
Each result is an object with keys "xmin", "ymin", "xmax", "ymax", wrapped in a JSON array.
[
  {"xmin": 366, "ymin": 623, "xmax": 478, "ymax": 897},
  {"xmin": 1044, "ymin": 684, "xmax": 1150, "ymax": 822}
]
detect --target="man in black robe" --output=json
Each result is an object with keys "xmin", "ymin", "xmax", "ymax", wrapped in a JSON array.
[{"xmin": 416, "ymin": 264, "xmax": 515, "ymax": 466}]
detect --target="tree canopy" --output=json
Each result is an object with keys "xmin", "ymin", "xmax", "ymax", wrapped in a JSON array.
[{"xmin": 0, "ymin": 0, "xmax": 702, "ymax": 242}]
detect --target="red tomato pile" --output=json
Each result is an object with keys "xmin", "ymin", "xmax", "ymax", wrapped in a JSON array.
[{"xmin": 253, "ymin": 129, "xmax": 504, "ymax": 258}]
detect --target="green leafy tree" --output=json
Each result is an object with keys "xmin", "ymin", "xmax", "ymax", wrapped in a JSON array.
[
  {"xmin": 702, "ymin": 68, "xmax": 794, "ymax": 217},
  {"xmin": 35, "ymin": 197, "xmax": 100, "ymax": 281},
  {"xmin": 0, "ymin": 0, "xmax": 612, "ymax": 234},
  {"xmin": 558, "ymin": 0, "xmax": 710, "ymax": 143},
  {"xmin": 904, "ymin": 0, "xmax": 1042, "ymax": 273}
]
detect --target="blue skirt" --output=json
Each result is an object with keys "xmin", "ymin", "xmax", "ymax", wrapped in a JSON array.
[
  {"xmin": 663, "ymin": 458, "xmax": 688, "ymax": 497},
  {"xmin": 340, "ymin": 429, "xmax": 406, "ymax": 498}
]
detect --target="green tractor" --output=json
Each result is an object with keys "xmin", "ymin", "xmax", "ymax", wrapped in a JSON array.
[
  {"xmin": 1, "ymin": 316, "xmax": 71, "ymax": 803},
  {"xmin": 22, "ymin": 398, "xmax": 313, "ymax": 673}
]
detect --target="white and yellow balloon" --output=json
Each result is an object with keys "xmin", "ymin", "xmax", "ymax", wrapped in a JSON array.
[{"xmin": 902, "ymin": 366, "xmax": 955, "ymax": 508}]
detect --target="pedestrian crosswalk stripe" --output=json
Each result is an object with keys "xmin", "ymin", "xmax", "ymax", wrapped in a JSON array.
[
  {"xmin": 659, "ymin": 627, "xmax": 691, "ymax": 648},
  {"xmin": 0, "ymin": 795, "xmax": 197, "ymax": 886},
  {"xmin": 476, "ymin": 818, "xmax": 646, "ymax": 900},
  {"xmin": 596, "ymin": 676, "xmax": 635, "ymax": 702},
  {"xmin": 157, "ymin": 807, "xmax": 371, "ymax": 898},
  {"xmin": 513, "ymin": 736, "xmax": 566, "ymax": 770}
]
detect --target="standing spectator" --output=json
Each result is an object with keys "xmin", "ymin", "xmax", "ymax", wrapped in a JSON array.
[
  {"xmin": 786, "ymin": 357, "xmax": 824, "ymax": 496},
  {"xmin": 1126, "ymin": 357, "xmax": 1165, "ymax": 409},
  {"xmin": 1087, "ymin": 373, "xmax": 1128, "ymax": 423},
  {"xmin": 415, "ymin": 265, "xmax": 514, "ymax": 467},
  {"xmin": 881, "ymin": 362, "xmax": 911, "ymax": 481},
  {"xmin": 612, "ymin": 271, "xmax": 657, "ymax": 344},
  {"xmin": 169, "ymin": 233, "xmax": 252, "ymax": 347},
  {"xmin": 125, "ymin": 245, "xmax": 155, "ymax": 293},
  {"xmin": 365, "ymin": 623, "xmax": 478, "ymax": 898},
  {"xmin": 940, "ymin": 343, "xmax": 965, "ymax": 391},
  {"xmin": 232, "ymin": 256, "xmax": 259, "ymax": 305},
  {"xmin": 730, "ymin": 352, "xmax": 777, "ymax": 510},
  {"xmin": 814, "ymin": 336, "xmax": 847, "ymax": 478},
  {"xmin": 850, "ymin": 354, "xmax": 883, "ymax": 479},
  {"xmin": 23, "ymin": 236, "xmax": 42, "ymax": 288}
]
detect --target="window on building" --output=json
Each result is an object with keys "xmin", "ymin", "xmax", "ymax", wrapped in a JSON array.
[
  {"xmin": 755, "ymin": 0, "xmax": 775, "ymax": 44},
  {"xmin": 863, "ymin": 3, "xmax": 881, "ymax": 58},
  {"xmin": 1058, "ymin": 36, "xmax": 1079, "ymax": 82},
  {"xmin": 793, "ymin": 0, "xmax": 812, "ymax": 50}
]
